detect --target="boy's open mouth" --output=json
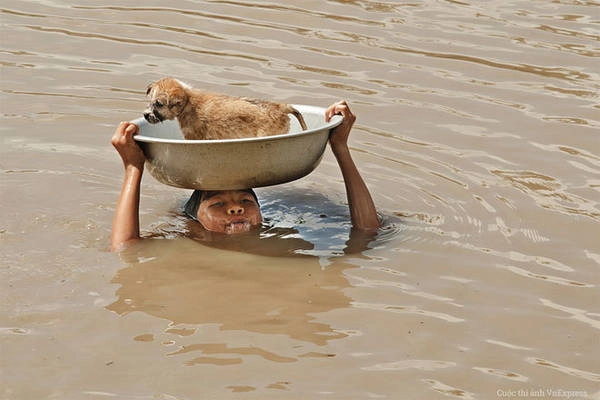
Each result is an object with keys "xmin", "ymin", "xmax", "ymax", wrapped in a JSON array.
[{"xmin": 224, "ymin": 220, "xmax": 252, "ymax": 234}]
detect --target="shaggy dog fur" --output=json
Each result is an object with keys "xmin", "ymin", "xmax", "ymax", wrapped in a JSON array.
[{"xmin": 143, "ymin": 77, "xmax": 307, "ymax": 140}]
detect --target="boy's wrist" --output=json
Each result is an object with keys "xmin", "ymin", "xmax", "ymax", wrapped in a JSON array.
[
  {"xmin": 331, "ymin": 142, "xmax": 350, "ymax": 157},
  {"xmin": 125, "ymin": 164, "xmax": 144, "ymax": 176}
]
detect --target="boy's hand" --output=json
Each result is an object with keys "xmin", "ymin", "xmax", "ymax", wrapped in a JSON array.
[
  {"xmin": 325, "ymin": 100, "xmax": 356, "ymax": 150},
  {"xmin": 111, "ymin": 122, "xmax": 145, "ymax": 170}
]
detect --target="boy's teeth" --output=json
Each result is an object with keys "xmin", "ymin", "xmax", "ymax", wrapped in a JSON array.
[{"xmin": 225, "ymin": 221, "xmax": 251, "ymax": 234}]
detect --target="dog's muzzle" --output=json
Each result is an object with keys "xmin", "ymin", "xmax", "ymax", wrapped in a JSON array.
[{"xmin": 143, "ymin": 108, "xmax": 164, "ymax": 124}]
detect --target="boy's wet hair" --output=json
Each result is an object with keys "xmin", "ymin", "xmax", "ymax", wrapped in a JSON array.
[{"xmin": 183, "ymin": 189, "xmax": 259, "ymax": 221}]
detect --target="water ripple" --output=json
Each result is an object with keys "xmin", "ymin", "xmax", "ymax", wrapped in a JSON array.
[
  {"xmin": 351, "ymin": 302, "xmax": 464, "ymax": 323},
  {"xmin": 473, "ymin": 366, "xmax": 529, "ymax": 382},
  {"xmin": 492, "ymin": 169, "xmax": 600, "ymax": 221},
  {"xmin": 363, "ymin": 359, "xmax": 456, "ymax": 372},
  {"xmin": 540, "ymin": 298, "xmax": 600, "ymax": 330},
  {"xmin": 22, "ymin": 25, "xmax": 268, "ymax": 63},
  {"xmin": 382, "ymin": 44, "xmax": 592, "ymax": 82},
  {"xmin": 499, "ymin": 265, "xmax": 593, "ymax": 287},
  {"xmin": 526, "ymin": 357, "xmax": 600, "ymax": 382},
  {"xmin": 422, "ymin": 379, "xmax": 474, "ymax": 400}
]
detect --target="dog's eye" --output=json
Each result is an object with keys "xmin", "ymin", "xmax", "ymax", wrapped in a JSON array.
[{"xmin": 155, "ymin": 100, "xmax": 164, "ymax": 108}]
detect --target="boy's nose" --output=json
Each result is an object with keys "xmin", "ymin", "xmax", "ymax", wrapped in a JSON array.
[{"xmin": 228, "ymin": 206, "xmax": 244, "ymax": 215}]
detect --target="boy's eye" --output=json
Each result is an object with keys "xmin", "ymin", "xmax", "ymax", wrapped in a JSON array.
[
  {"xmin": 209, "ymin": 202, "xmax": 224, "ymax": 208},
  {"xmin": 241, "ymin": 199, "xmax": 254, "ymax": 204}
]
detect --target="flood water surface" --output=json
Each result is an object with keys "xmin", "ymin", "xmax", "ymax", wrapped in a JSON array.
[{"xmin": 1, "ymin": 1, "xmax": 599, "ymax": 399}]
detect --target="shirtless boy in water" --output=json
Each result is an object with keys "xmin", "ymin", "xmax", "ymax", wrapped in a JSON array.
[{"xmin": 111, "ymin": 101, "xmax": 380, "ymax": 251}]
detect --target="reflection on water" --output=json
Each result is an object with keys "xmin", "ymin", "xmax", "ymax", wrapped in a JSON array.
[
  {"xmin": 106, "ymin": 186, "xmax": 402, "ymax": 367},
  {"xmin": 109, "ymin": 238, "xmax": 353, "ymax": 349},
  {"xmin": 107, "ymin": 188, "xmax": 396, "ymax": 355}
]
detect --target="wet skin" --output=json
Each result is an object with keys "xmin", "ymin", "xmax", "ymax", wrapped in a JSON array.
[{"xmin": 196, "ymin": 190, "xmax": 262, "ymax": 234}]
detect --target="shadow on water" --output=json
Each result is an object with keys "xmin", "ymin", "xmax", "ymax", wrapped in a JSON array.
[
  {"xmin": 107, "ymin": 238, "xmax": 353, "ymax": 347},
  {"xmin": 107, "ymin": 188, "xmax": 401, "ymax": 350}
]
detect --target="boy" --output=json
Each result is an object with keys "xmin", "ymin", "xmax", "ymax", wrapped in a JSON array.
[{"xmin": 111, "ymin": 101, "xmax": 380, "ymax": 251}]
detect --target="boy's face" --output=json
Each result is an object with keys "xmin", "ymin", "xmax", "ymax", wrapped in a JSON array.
[{"xmin": 196, "ymin": 190, "xmax": 262, "ymax": 234}]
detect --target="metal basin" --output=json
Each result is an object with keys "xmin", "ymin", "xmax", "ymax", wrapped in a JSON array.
[{"xmin": 132, "ymin": 105, "xmax": 342, "ymax": 190}]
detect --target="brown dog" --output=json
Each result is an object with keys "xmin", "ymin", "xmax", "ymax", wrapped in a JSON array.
[{"xmin": 143, "ymin": 77, "xmax": 307, "ymax": 140}]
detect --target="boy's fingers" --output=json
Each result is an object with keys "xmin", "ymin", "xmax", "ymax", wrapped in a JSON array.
[
  {"xmin": 112, "ymin": 122, "xmax": 127, "ymax": 144},
  {"xmin": 325, "ymin": 106, "xmax": 335, "ymax": 122},
  {"xmin": 325, "ymin": 103, "xmax": 347, "ymax": 122},
  {"xmin": 123, "ymin": 123, "xmax": 139, "ymax": 139}
]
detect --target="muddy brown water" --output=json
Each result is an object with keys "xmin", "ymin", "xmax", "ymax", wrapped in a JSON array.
[{"xmin": 1, "ymin": 1, "xmax": 599, "ymax": 399}]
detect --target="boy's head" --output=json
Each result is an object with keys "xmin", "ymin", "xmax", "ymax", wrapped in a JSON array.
[{"xmin": 184, "ymin": 189, "xmax": 261, "ymax": 234}]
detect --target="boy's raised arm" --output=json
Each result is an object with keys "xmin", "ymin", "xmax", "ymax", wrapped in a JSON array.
[
  {"xmin": 110, "ymin": 122, "xmax": 145, "ymax": 251},
  {"xmin": 326, "ymin": 101, "xmax": 381, "ymax": 231}
]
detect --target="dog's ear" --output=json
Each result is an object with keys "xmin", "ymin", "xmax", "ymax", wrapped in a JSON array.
[
  {"xmin": 146, "ymin": 83, "xmax": 154, "ymax": 96},
  {"xmin": 168, "ymin": 99, "xmax": 182, "ymax": 109}
]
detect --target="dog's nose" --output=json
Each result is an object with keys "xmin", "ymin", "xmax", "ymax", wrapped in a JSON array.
[
  {"xmin": 143, "ymin": 111, "xmax": 151, "ymax": 121},
  {"xmin": 228, "ymin": 206, "xmax": 244, "ymax": 215}
]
